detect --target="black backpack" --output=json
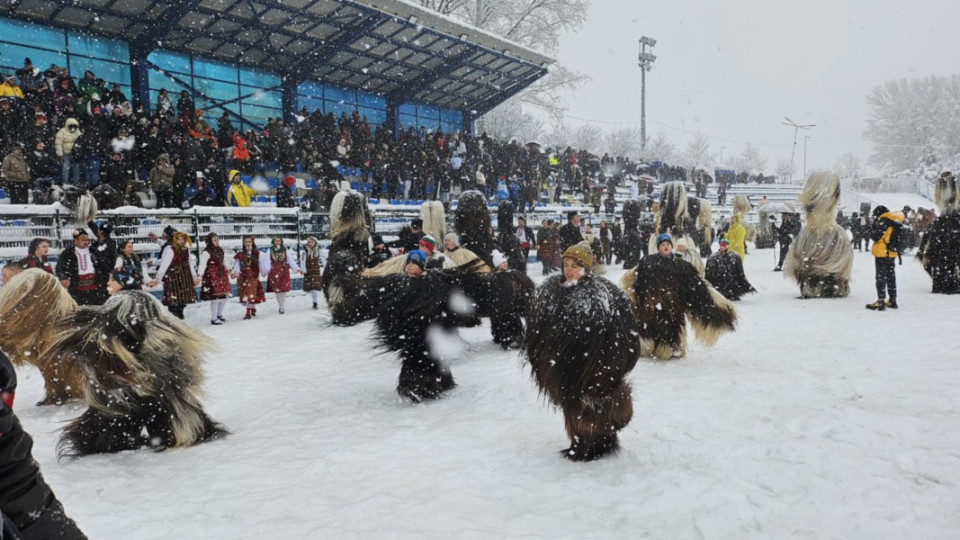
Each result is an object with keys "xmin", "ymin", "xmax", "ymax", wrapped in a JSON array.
[{"xmin": 886, "ymin": 221, "xmax": 912, "ymax": 264}]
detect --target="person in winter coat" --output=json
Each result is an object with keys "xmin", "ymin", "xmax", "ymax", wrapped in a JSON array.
[
  {"xmin": 516, "ymin": 216, "xmax": 535, "ymax": 264},
  {"xmin": 537, "ymin": 220, "xmax": 557, "ymax": 274},
  {"xmin": 0, "ymin": 351, "xmax": 89, "ymax": 540},
  {"xmin": 148, "ymin": 153, "xmax": 176, "ymax": 208},
  {"xmin": 299, "ymin": 236, "xmax": 325, "ymax": 310},
  {"xmin": 113, "ymin": 239, "xmax": 143, "ymax": 290},
  {"xmin": 262, "ymin": 236, "xmax": 300, "ymax": 314},
  {"xmin": 147, "ymin": 231, "xmax": 199, "ymax": 319},
  {"xmin": 183, "ymin": 173, "xmax": 216, "ymax": 208},
  {"xmin": 276, "ymin": 174, "xmax": 297, "ymax": 208},
  {"xmin": 773, "ymin": 212, "xmax": 801, "ymax": 271},
  {"xmin": 727, "ymin": 212, "xmax": 747, "ymax": 260},
  {"xmin": 558, "ymin": 211, "xmax": 584, "ymax": 253},
  {"xmin": 866, "ymin": 205, "xmax": 905, "ymax": 310},
  {"xmin": 199, "ymin": 233, "xmax": 231, "ymax": 325},
  {"xmin": 850, "ymin": 212, "xmax": 863, "ymax": 251},
  {"xmin": 705, "ymin": 238, "xmax": 756, "ymax": 301},
  {"xmin": 226, "ymin": 169, "xmax": 255, "ymax": 207},
  {"xmin": 55, "ymin": 228, "xmax": 109, "ymax": 306},
  {"xmin": 1, "ymin": 145, "xmax": 31, "ymax": 204},
  {"xmin": 54, "ymin": 117, "xmax": 82, "ymax": 185},
  {"xmin": 233, "ymin": 235, "xmax": 265, "ymax": 319},
  {"xmin": 20, "ymin": 238, "xmax": 53, "ymax": 274}
]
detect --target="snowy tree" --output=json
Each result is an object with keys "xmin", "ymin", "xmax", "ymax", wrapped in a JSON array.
[
  {"xmin": 481, "ymin": 100, "xmax": 543, "ymax": 142},
  {"xmin": 775, "ymin": 158, "xmax": 795, "ymax": 182},
  {"xmin": 420, "ymin": 0, "xmax": 590, "ymax": 120},
  {"xmin": 603, "ymin": 127, "xmax": 643, "ymax": 159},
  {"xmin": 729, "ymin": 143, "xmax": 767, "ymax": 174},
  {"xmin": 642, "ymin": 131, "xmax": 677, "ymax": 164},
  {"xmin": 863, "ymin": 74, "xmax": 960, "ymax": 173},
  {"xmin": 543, "ymin": 120, "xmax": 572, "ymax": 150},
  {"xmin": 571, "ymin": 124, "xmax": 603, "ymax": 154},
  {"xmin": 833, "ymin": 153, "xmax": 862, "ymax": 179},
  {"xmin": 680, "ymin": 133, "xmax": 714, "ymax": 170}
]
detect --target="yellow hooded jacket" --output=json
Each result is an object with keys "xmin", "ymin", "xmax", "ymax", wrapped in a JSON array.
[
  {"xmin": 226, "ymin": 170, "xmax": 255, "ymax": 207},
  {"xmin": 727, "ymin": 213, "xmax": 747, "ymax": 260},
  {"xmin": 871, "ymin": 211, "xmax": 906, "ymax": 258}
]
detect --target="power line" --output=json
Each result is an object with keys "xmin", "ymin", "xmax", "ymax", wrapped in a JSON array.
[{"xmin": 560, "ymin": 113, "xmax": 789, "ymax": 149}]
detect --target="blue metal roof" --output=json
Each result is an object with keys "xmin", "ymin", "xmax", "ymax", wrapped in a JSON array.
[{"xmin": 0, "ymin": 0, "xmax": 552, "ymax": 115}]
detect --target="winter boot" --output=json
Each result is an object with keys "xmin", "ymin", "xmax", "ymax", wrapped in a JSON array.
[
  {"xmin": 865, "ymin": 299, "xmax": 886, "ymax": 311},
  {"xmin": 312, "ymin": 302, "xmax": 318, "ymax": 310},
  {"xmin": 243, "ymin": 307, "xmax": 254, "ymax": 320},
  {"xmin": 886, "ymin": 299, "xmax": 898, "ymax": 309},
  {"xmin": 210, "ymin": 319, "xmax": 222, "ymax": 326}
]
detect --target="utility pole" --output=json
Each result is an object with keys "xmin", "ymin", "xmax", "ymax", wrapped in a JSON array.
[{"xmin": 638, "ymin": 37, "xmax": 657, "ymax": 155}]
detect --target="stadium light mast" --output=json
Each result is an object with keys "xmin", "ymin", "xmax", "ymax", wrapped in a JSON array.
[
  {"xmin": 782, "ymin": 117, "xmax": 815, "ymax": 183},
  {"xmin": 638, "ymin": 36, "xmax": 657, "ymax": 154},
  {"xmin": 803, "ymin": 135, "xmax": 812, "ymax": 179}
]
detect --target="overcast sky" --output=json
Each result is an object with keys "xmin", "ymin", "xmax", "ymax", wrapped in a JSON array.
[{"xmin": 554, "ymin": 0, "xmax": 960, "ymax": 175}]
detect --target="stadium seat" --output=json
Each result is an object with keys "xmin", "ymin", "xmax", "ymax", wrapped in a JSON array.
[
  {"xmin": 268, "ymin": 177, "xmax": 280, "ymax": 189},
  {"xmin": 0, "ymin": 189, "xmax": 6, "ymax": 199},
  {"xmin": 264, "ymin": 161, "xmax": 277, "ymax": 171},
  {"xmin": 305, "ymin": 178, "xmax": 318, "ymax": 190},
  {"xmin": 241, "ymin": 175, "xmax": 252, "ymax": 185},
  {"xmin": 361, "ymin": 182, "xmax": 371, "ymax": 192},
  {"xmin": 349, "ymin": 181, "xmax": 361, "ymax": 190},
  {"xmin": 389, "ymin": 199, "xmax": 399, "ymax": 205},
  {"xmin": 368, "ymin": 198, "xmax": 379, "ymax": 205}
]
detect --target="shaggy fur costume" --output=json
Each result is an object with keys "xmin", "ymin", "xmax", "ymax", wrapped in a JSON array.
[
  {"xmin": 419, "ymin": 201, "xmax": 447, "ymax": 247},
  {"xmin": 455, "ymin": 190, "xmax": 499, "ymax": 267},
  {"xmin": 783, "ymin": 173, "xmax": 854, "ymax": 298},
  {"xmin": 0, "ymin": 269, "xmax": 84, "ymax": 405},
  {"xmin": 330, "ymin": 262, "xmax": 484, "ymax": 402},
  {"xmin": 49, "ymin": 291, "xmax": 226, "ymax": 456},
  {"xmin": 458, "ymin": 269, "xmax": 534, "ymax": 348},
  {"xmin": 623, "ymin": 254, "xmax": 738, "ymax": 360},
  {"xmin": 649, "ymin": 182, "xmax": 704, "ymax": 271},
  {"xmin": 497, "ymin": 201, "xmax": 526, "ymax": 272},
  {"xmin": 705, "ymin": 251, "xmax": 757, "ymax": 301},
  {"xmin": 50, "ymin": 185, "xmax": 99, "ymax": 223},
  {"xmin": 696, "ymin": 199, "xmax": 714, "ymax": 257},
  {"xmin": 733, "ymin": 195, "xmax": 756, "ymax": 243},
  {"xmin": 523, "ymin": 274, "xmax": 639, "ymax": 461},
  {"xmin": 917, "ymin": 173, "xmax": 960, "ymax": 293},
  {"xmin": 322, "ymin": 191, "xmax": 373, "ymax": 305}
]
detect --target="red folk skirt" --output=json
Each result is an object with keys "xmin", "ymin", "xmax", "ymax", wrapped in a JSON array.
[{"xmin": 201, "ymin": 255, "xmax": 232, "ymax": 300}]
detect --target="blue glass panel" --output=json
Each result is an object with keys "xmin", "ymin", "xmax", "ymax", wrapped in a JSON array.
[
  {"xmin": 297, "ymin": 96, "xmax": 324, "ymax": 112},
  {"xmin": 324, "ymin": 84, "xmax": 354, "ymax": 104},
  {"xmin": 0, "ymin": 18, "xmax": 65, "ymax": 48},
  {"xmin": 239, "ymin": 68, "xmax": 279, "ymax": 88},
  {"xmin": 359, "ymin": 107, "xmax": 386, "ymax": 126},
  {"xmin": 440, "ymin": 108, "xmax": 462, "ymax": 124},
  {"xmin": 147, "ymin": 50, "xmax": 191, "ymax": 76},
  {"xmin": 416, "ymin": 103, "xmax": 439, "ymax": 120},
  {"xmin": 193, "ymin": 58, "xmax": 237, "ymax": 84},
  {"xmin": 324, "ymin": 99, "xmax": 354, "ymax": 117},
  {"xmin": 68, "ymin": 57, "xmax": 130, "ymax": 86},
  {"xmin": 240, "ymin": 86, "xmax": 281, "ymax": 108},
  {"xmin": 297, "ymin": 80, "xmax": 324, "ymax": 99},
  {"xmin": 357, "ymin": 91, "xmax": 386, "ymax": 110},
  {"xmin": 0, "ymin": 45, "xmax": 66, "ymax": 76},
  {"xmin": 68, "ymin": 33, "xmax": 128, "ymax": 62},
  {"xmin": 399, "ymin": 113, "xmax": 417, "ymax": 128},
  {"xmin": 240, "ymin": 103, "xmax": 281, "ymax": 119},
  {"xmin": 194, "ymin": 79, "xmax": 239, "ymax": 102},
  {"xmin": 398, "ymin": 103, "xmax": 416, "ymax": 116}
]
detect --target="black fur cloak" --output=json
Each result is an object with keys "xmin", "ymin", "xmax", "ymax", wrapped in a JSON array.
[
  {"xmin": 322, "ymin": 191, "xmax": 373, "ymax": 303},
  {"xmin": 523, "ymin": 274, "xmax": 639, "ymax": 461},
  {"xmin": 621, "ymin": 199, "xmax": 644, "ymax": 269},
  {"xmin": 330, "ymin": 262, "xmax": 484, "ymax": 402},
  {"xmin": 496, "ymin": 200, "xmax": 526, "ymax": 272},
  {"xmin": 458, "ymin": 269, "xmax": 535, "ymax": 348},
  {"xmin": 918, "ymin": 173, "xmax": 960, "ymax": 294},
  {"xmin": 455, "ymin": 190, "xmax": 499, "ymax": 268},
  {"xmin": 629, "ymin": 254, "xmax": 737, "ymax": 360},
  {"xmin": 705, "ymin": 251, "xmax": 757, "ymax": 301}
]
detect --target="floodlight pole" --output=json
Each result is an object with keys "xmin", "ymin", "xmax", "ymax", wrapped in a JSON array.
[
  {"xmin": 638, "ymin": 36, "xmax": 657, "ymax": 154},
  {"xmin": 782, "ymin": 117, "xmax": 814, "ymax": 183}
]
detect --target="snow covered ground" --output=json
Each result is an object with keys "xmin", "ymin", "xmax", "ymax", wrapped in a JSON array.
[{"xmin": 13, "ymin": 241, "xmax": 960, "ymax": 539}]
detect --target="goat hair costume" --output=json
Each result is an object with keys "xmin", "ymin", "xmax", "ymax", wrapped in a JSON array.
[
  {"xmin": 0, "ymin": 269, "xmax": 84, "ymax": 405},
  {"xmin": 733, "ymin": 195, "xmax": 756, "ymax": 243},
  {"xmin": 47, "ymin": 291, "xmax": 226, "ymax": 456},
  {"xmin": 322, "ymin": 190, "xmax": 373, "ymax": 305},
  {"xmin": 783, "ymin": 173, "xmax": 854, "ymax": 298},
  {"xmin": 705, "ymin": 250, "xmax": 757, "ymax": 301},
  {"xmin": 330, "ymin": 262, "xmax": 485, "ymax": 402},
  {"xmin": 454, "ymin": 190, "xmax": 499, "ymax": 268},
  {"xmin": 650, "ymin": 182, "xmax": 704, "ymax": 271},
  {"xmin": 419, "ymin": 201, "xmax": 447, "ymax": 248},
  {"xmin": 621, "ymin": 254, "xmax": 737, "ymax": 360},
  {"xmin": 50, "ymin": 185, "xmax": 99, "ymax": 224},
  {"xmin": 917, "ymin": 172, "xmax": 960, "ymax": 294},
  {"xmin": 522, "ymin": 273, "xmax": 639, "ymax": 461},
  {"xmin": 695, "ymin": 198, "xmax": 714, "ymax": 257}
]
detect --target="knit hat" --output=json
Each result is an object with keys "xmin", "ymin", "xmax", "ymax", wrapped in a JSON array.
[
  {"xmin": 72, "ymin": 228, "xmax": 88, "ymax": 238},
  {"xmin": 562, "ymin": 243, "xmax": 593, "ymax": 269},
  {"xmin": 872, "ymin": 205, "xmax": 889, "ymax": 218},
  {"xmin": 163, "ymin": 225, "xmax": 177, "ymax": 238},
  {"xmin": 718, "ymin": 237, "xmax": 729, "ymax": 247},
  {"xmin": 419, "ymin": 235, "xmax": 437, "ymax": 252},
  {"xmin": 492, "ymin": 250, "xmax": 508, "ymax": 269},
  {"xmin": 406, "ymin": 249, "xmax": 427, "ymax": 270},
  {"xmin": 656, "ymin": 233, "xmax": 673, "ymax": 247},
  {"xmin": 444, "ymin": 232, "xmax": 458, "ymax": 247},
  {"xmin": 283, "ymin": 174, "xmax": 297, "ymax": 188},
  {"xmin": 411, "ymin": 218, "xmax": 423, "ymax": 229}
]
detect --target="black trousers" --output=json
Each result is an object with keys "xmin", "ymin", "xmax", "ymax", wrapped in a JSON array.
[
  {"xmin": 875, "ymin": 257, "xmax": 897, "ymax": 300},
  {"xmin": 777, "ymin": 241, "xmax": 791, "ymax": 268},
  {"xmin": 7, "ymin": 183, "xmax": 28, "ymax": 204}
]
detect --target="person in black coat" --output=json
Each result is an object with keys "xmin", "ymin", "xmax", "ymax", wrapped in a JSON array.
[
  {"xmin": 387, "ymin": 218, "xmax": 426, "ymax": 253},
  {"xmin": 773, "ymin": 212, "xmax": 801, "ymax": 271},
  {"xmin": 558, "ymin": 211, "xmax": 584, "ymax": 253},
  {"xmin": 705, "ymin": 238, "xmax": 756, "ymax": 301},
  {"xmin": 516, "ymin": 216, "xmax": 535, "ymax": 266},
  {"xmin": 621, "ymin": 200, "xmax": 644, "ymax": 269},
  {"xmin": 1, "ymin": 350, "xmax": 88, "ymax": 540},
  {"xmin": 56, "ymin": 228, "xmax": 109, "ymax": 306}
]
